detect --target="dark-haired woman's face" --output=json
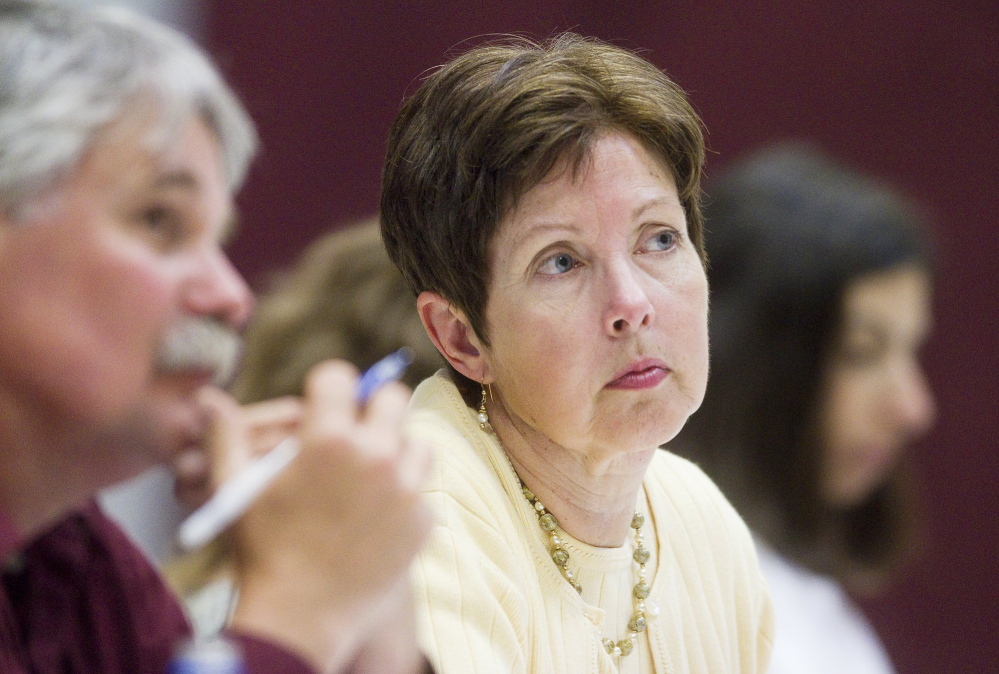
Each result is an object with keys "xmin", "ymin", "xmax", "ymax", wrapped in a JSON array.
[{"xmin": 817, "ymin": 265, "xmax": 935, "ymax": 508}]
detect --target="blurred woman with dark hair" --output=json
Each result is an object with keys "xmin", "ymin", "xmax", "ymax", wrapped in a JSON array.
[{"xmin": 672, "ymin": 144, "xmax": 936, "ymax": 674}]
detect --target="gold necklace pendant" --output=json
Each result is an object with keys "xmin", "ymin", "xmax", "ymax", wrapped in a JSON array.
[{"xmin": 520, "ymin": 482, "xmax": 650, "ymax": 658}]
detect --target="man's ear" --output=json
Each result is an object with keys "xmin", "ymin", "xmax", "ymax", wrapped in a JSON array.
[{"xmin": 417, "ymin": 291, "xmax": 490, "ymax": 383}]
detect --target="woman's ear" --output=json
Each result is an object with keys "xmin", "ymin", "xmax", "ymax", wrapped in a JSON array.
[{"xmin": 417, "ymin": 291, "xmax": 490, "ymax": 383}]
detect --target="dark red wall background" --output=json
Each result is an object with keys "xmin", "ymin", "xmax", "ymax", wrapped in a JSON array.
[{"xmin": 206, "ymin": 3, "xmax": 998, "ymax": 672}]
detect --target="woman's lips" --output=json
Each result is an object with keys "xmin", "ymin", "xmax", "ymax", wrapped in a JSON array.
[{"xmin": 606, "ymin": 359, "xmax": 671, "ymax": 390}]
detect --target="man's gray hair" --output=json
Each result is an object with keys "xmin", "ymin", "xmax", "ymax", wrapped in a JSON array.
[{"xmin": 0, "ymin": 0, "xmax": 258, "ymax": 216}]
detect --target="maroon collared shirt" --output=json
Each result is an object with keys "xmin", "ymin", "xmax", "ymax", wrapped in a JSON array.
[{"xmin": 0, "ymin": 502, "xmax": 313, "ymax": 673}]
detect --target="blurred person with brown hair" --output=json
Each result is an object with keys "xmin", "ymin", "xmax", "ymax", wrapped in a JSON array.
[
  {"xmin": 381, "ymin": 33, "xmax": 773, "ymax": 674},
  {"xmin": 0, "ymin": 2, "xmax": 431, "ymax": 672},
  {"xmin": 170, "ymin": 218, "xmax": 440, "ymax": 628},
  {"xmin": 671, "ymin": 144, "xmax": 936, "ymax": 674},
  {"xmin": 234, "ymin": 217, "xmax": 440, "ymax": 404}
]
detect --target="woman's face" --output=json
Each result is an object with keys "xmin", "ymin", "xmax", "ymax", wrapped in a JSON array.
[
  {"xmin": 479, "ymin": 131, "xmax": 709, "ymax": 462},
  {"xmin": 818, "ymin": 265, "xmax": 936, "ymax": 507}
]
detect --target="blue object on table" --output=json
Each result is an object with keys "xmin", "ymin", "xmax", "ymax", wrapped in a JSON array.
[{"xmin": 169, "ymin": 638, "xmax": 245, "ymax": 674}]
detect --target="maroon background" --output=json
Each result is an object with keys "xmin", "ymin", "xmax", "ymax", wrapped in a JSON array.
[{"xmin": 206, "ymin": 3, "xmax": 998, "ymax": 672}]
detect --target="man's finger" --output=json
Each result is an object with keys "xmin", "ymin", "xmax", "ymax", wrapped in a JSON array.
[
  {"xmin": 360, "ymin": 380, "xmax": 410, "ymax": 433},
  {"xmin": 242, "ymin": 396, "xmax": 303, "ymax": 427},
  {"xmin": 242, "ymin": 396, "xmax": 304, "ymax": 458},
  {"xmin": 302, "ymin": 360, "xmax": 361, "ymax": 435},
  {"xmin": 197, "ymin": 386, "xmax": 253, "ymax": 484}
]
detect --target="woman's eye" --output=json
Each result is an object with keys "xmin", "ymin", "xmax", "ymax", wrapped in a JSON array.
[
  {"xmin": 643, "ymin": 229, "xmax": 676, "ymax": 252},
  {"xmin": 837, "ymin": 338, "xmax": 886, "ymax": 369},
  {"xmin": 537, "ymin": 252, "xmax": 579, "ymax": 276}
]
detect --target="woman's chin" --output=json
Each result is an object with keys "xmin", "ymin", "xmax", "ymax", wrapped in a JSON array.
[
  {"xmin": 595, "ymin": 420, "xmax": 686, "ymax": 455},
  {"xmin": 598, "ymin": 402, "xmax": 689, "ymax": 449}
]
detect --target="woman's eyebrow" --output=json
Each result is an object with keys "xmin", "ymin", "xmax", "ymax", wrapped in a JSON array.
[
  {"xmin": 632, "ymin": 195, "xmax": 683, "ymax": 220},
  {"xmin": 508, "ymin": 219, "xmax": 581, "ymax": 252}
]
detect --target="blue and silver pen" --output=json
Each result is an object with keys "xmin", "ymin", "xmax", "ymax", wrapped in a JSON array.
[
  {"xmin": 354, "ymin": 347, "xmax": 414, "ymax": 405},
  {"xmin": 176, "ymin": 348, "xmax": 414, "ymax": 551}
]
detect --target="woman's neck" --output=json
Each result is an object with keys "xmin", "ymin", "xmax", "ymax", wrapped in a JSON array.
[{"xmin": 487, "ymin": 396, "xmax": 655, "ymax": 548}]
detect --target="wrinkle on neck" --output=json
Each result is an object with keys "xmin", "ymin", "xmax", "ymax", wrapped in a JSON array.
[{"xmin": 488, "ymin": 392, "xmax": 654, "ymax": 547}]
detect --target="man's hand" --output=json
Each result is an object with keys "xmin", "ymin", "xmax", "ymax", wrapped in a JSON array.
[
  {"xmin": 199, "ymin": 361, "xmax": 433, "ymax": 673},
  {"xmin": 174, "ymin": 394, "xmax": 303, "ymax": 512}
]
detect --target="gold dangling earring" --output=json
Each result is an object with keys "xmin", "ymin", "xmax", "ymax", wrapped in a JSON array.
[{"xmin": 478, "ymin": 383, "xmax": 491, "ymax": 430}]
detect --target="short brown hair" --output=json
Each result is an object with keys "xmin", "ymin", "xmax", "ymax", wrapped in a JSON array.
[{"xmin": 381, "ymin": 33, "xmax": 705, "ymax": 393}]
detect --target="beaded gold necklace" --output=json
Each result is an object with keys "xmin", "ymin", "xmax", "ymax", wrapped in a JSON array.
[
  {"xmin": 518, "ymin": 480, "xmax": 651, "ymax": 657},
  {"xmin": 479, "ymin": 386, "xmax": 655, "ymax": 658}
]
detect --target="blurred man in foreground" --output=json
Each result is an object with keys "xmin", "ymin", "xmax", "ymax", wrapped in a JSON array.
[{"xmin": 0, "ymin": 2, "xmax": 432, "ymax": 672}]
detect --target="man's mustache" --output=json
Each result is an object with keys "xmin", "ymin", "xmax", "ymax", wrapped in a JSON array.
[{"xmin": 155, "ymin": 317, "xmax": 242, "ymax": 387}]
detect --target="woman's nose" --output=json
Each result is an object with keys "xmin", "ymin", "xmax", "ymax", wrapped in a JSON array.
[
  {"xmin": 603, "ymin": 261, "xmax": 655, "ymax": 336},
  {"xmin": 889, "ymin": 359, "xmax": 936, "ymax": 439}
]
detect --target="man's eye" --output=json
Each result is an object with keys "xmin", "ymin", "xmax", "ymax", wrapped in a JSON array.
[
  {"xmin": 537, "ymin": 252, "xmax": 579, "ymax": 276},
  {"xmin": 139, "ymin": 206, "xmax": 183, "ymax": 243}
]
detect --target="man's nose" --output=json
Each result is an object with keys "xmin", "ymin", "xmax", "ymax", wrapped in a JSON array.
[{"xmin": 183, "ymin": 247, "xmax": 255, "ymax": 329}]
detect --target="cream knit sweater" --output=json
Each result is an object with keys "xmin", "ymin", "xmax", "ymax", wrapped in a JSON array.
[{"xmin": 407, "ymin": 374, "xmax": 773, "ymax": 674}]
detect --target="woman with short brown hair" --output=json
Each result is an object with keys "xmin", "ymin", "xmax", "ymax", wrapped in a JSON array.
[{"xmin": 381, "ymin": 34, "xmax": 773, "ymax": 673}]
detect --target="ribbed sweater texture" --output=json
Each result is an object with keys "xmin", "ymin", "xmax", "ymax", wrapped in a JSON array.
[{"xmin": 406, "ymin": 374, "xmax": 774, "ymax": 674}]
